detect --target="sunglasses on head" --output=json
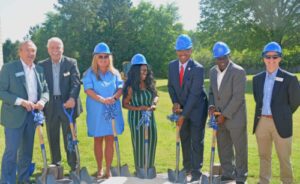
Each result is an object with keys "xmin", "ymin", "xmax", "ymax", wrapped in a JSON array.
[
  {"xmin": 97, "ymin": 55, "xmax": 109, "ymax": 59},
  {"xmin": 263, "ymin": 55, "xmax": 280, "ymax": 60}
]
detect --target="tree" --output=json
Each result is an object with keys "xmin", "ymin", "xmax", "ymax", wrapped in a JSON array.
[{"xmin": 3, "ymin": 39, "xmax": 19, "ymax": 63}]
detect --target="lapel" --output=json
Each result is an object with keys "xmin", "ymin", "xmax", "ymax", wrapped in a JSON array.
[
  {"xmin": 16, "ymin": 60, "xmax": 27, "ymax": 90},
  {"xmin": 33, "ymin": 67, "xmax": 42, "ymax": 96},
  {"xmin": 183, "ymin": 59, "xmax": 194, "ymax": 86},
  {"xmin": 219, "ymin": 62, "xmax": 233, "ymax": 92},
  {"xmin": 258, "ymin": 72, "xmax": 266, "ymax": 102},
  {"xmin": 211, "ymin": 67, "xmax": 219, "ymax": 95},
  {"xmin": 59, "ymin": 57, "xmax": 66, "ymax": 82},
  {"xmin": 271, "ymin": 68, "xmax": 283, "ymax": 102},
  {"xmin": 174, "ymin": 60, "xmax": 180, "ymax": 89}
]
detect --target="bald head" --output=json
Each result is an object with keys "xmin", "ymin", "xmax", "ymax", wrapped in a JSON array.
[
  {"xmin": 47, "ymin": 37, "xmax": 64, "ymax": 63},
  {"xmin": 19, "ymin": 40, "xmax": 37, "ymax": 66}
]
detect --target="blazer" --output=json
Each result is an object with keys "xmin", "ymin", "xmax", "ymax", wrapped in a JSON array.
[
  {"xmin": 168, "ymin": 59, "xmax": 208, "ymax": 125},
  {"xmin": 38, "ymin": 56, "xmax": 82, "ymax": 120},
  {"xmin": 0, "ymin": 60, "xmax": 49, "ymax": 128},
  {"xmin": 208, "ymin": 62, "xmax": 247, "ymax": 129},
  {"xmin": 252, "ymin": 68, "xmax": 300, "ymax": 138}
]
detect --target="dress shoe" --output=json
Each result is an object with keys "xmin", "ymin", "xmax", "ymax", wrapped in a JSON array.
[{"xmin": 236, "ymin": 181, "xmax": 246, "ymax": 184}]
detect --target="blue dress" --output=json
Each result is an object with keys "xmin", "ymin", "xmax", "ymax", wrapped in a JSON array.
[{"xmin": 82, "ymin": 68, "xmax": 124, "ymax": 137}]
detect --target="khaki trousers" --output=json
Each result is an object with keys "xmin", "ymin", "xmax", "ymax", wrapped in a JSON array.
[{"xmin": 255, "ymin": 117, "xmax": 293, "ymax": 184}]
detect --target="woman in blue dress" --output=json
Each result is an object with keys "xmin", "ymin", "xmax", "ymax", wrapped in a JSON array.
[{"xmin": 82, "ymin": 42, "xmax": 124, "ymax": 179}]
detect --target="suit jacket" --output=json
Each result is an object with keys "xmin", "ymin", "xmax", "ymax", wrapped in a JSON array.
[
  {"xmin": 208, "ymin": 62, "xmax": 247, "ymax": 128},
  {"xmin": 168, "ymin": 59, "xmax": 208, "ymax": 125},
  {"xmin": 253, "ymin": 68, "xmax": 300, "ymax": 138},
  {"xmin": 38, "ymin": 56, "xmax": 82, "ymax": 120},
  {"xmin": 0, "ymin": 60, "xmax": 49, "ymax": 128}
]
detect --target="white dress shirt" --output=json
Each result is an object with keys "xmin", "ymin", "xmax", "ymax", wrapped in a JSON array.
[{"xmin": 216, "ymin": 62, "xmax": 230, "ymax": 90}]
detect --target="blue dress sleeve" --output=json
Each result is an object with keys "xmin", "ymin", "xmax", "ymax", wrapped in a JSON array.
[
  {"xmin": 82, "ymin": 69, "xmax": 94, "ymax": 90},
  {"xmin": 115, "ymin": 71, "xmax": 124, "ymax": 89}
]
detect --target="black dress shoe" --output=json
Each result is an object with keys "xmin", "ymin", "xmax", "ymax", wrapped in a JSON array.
[
  {"xmin": 236, "ymin": 181, "xmax": 246, "ymax": 184},
  {"xmin": 221, "ymin": 175, "xmax": 234, "ymax": 181},
  {"xmin": 189, "ymin": 176, "xmax": 200, "ymax": 183}
]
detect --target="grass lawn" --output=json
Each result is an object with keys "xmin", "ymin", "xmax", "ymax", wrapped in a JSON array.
[{"xmin": 0, "ymin": 74, "xmax": 299, "ymax": 184}]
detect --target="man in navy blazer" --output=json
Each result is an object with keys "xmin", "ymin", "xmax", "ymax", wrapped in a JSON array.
[
  {"xmin": 168, "ymin": 34, "xmax": 208, "ymax": 182},
  {"xmin": 0, "ymin": 41, "xmax": 49, "ymax": 183},
  {"xmin": 253, "ymin": 42, "xmax": 300, "ymax": 184}
]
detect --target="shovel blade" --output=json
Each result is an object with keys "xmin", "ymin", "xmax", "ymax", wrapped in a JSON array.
[
  {"xmin": 136, "ymin": 166, "xmax": 156, "ymax": 179},
  {"xmin": 79, "ymin": 167, "xmax": 94, "ymax": 184},
  {"xmin": 111, "ymin": 164, "xmax": 131, "ymax": 177},
  {"xmin": 167, "ymin": 169, "xmax": 186, "ymax": 183},
  {"xmin": 36, "ymin": 174, "xmax": 57, "ymax": 184}
]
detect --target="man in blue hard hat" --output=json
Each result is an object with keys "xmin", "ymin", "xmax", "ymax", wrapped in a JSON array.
[
  {"xmin": 168, "ymin": 34, "xmax": 208, "ymax": 182},
  {"xmin": 253, "ymin": 42, "xmax": 300, "ymax": 184},
  {"xmin": 208, "ymin": 42, "xmax": 248, "ymax": 184},
  {"xmin": 38, "ymin": 37, "xmax": 82, "ymax": 172}
]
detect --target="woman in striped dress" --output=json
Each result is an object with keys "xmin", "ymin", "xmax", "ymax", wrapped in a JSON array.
[{"xmin": 122, "ymin": 54, "xmax": 158, "ymax": 178}]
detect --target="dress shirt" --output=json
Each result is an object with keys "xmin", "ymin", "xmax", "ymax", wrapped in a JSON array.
[
  {"xmin": 216, "ymin": 62, "xmax": 230, "ymax": 90},
  {"xmin": 52, "ymin": 59, "xmax": 61, "ymax": 95},
  {"xmin": 262, "ymin": 69, "xmax": 278, "ymax": 115}
]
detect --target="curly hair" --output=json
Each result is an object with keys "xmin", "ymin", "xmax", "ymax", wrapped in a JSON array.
[{"xmin": 123, "ymin": 64, "xmax": 157, "ymax": 99}]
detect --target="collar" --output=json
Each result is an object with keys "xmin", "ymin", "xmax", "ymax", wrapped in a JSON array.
[
  {"xmin": 20, "ymin": 58, "xmax": 35, "ymax": 69},
  {"xmin": 216, "ymin": 61, "xmax": 230, "ymax": 74}
]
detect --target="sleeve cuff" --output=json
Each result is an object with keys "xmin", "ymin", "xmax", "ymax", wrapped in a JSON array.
[{"xmin": 15, "ymin": 98, "xmax": 24, "ymax": 106}]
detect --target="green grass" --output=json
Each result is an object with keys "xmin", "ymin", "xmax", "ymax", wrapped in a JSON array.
[{"xmin": 0, "ymin": 74, "xmax": 299, "ymax": 184}]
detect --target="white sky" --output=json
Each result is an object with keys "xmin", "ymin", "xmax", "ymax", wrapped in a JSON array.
[{"xmin": 0, "ymin": 0, "xmax": 200, "ymax": 43}]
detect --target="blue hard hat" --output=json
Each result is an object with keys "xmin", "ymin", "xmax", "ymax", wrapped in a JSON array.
[
  {"xmin": 212, "ymin": 42, "xmax": 231, "ymax": 58},
  {"xmin": 262, "ymin": 42, "xmax": 282, "ymax": 56},
  {"xmin": 175, "ymin": 34, "xmax": 193, "ymax": 51},
  {"xmin": 131, "ymin": 54, "xmax": 147, "ymax": 65},
  {"xmin": 93, "ymin": 42, "xmax": 111, "ymax": 55}
]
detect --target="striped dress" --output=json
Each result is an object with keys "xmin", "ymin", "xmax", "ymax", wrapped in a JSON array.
[{"xmin": 128, "ymin": 89, "xmax": 157, "ymax": 169}]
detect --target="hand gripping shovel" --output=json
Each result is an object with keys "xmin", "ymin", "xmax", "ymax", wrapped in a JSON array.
[
  {"xmin": 32, "ymin": 111, "xmax": 57, "ymax": 184},
  {"xmin": 206, "ymin": 112, "xmax": 221, "ymax": 184},
  {"xmin": 62, "ymin": 106, "xmax": 94, "ymax": 184},
  {"xmin": 167, "ymin": 113, "xmax": 186, "ymax": 184},
  {"xmin": 136, "ymin": 111, "xmax": 156, "ymax": 179}
]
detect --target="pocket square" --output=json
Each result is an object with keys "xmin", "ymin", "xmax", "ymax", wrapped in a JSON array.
[
  {"xmin": 63, "ymin": 71, "xmax": 70, "ymax": 77},
  {"xmin": 275, "ymin": 77, "xmax": 283, "ymax": 82}
]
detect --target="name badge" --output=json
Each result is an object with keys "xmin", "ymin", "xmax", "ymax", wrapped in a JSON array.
[
  {"xmin": 63, "ymin": 72, "xmax": 70, "ymax": 77},
  {"xmin": 15, "ymin": 71, "xmax": 25, "ymax": 77},
  {"xmin": 275, "ymin": 77, "xmax": 284, "ymax": 82}
]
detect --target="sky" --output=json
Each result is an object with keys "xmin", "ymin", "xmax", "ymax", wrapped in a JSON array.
[{"xmin": 0, "ymin": 0, "xmax": 200, "ymax": 43}]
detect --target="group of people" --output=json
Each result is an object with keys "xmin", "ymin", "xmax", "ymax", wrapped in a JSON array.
[{"xmin": 0, "ymin": 34, "xmax": 299, "ymax": 184}]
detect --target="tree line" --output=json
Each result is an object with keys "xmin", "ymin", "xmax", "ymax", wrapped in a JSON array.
[{"xmin": 3, "ymin": 0, "xmax": 300, "ymax": 77}]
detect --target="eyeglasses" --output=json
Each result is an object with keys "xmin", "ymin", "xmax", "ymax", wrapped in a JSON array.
[
  {"xmin": 97, "ymin": 55, "xmax": 109, "ymax": 59},
  {"xmin": 264, "ymin": 55, "xmax": 280, "ymax": 60}
]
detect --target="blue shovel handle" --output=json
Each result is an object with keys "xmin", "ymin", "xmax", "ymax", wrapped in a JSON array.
[{"xmin": 62, "ymin": 105, "xmax": 74, "ymax": 123}]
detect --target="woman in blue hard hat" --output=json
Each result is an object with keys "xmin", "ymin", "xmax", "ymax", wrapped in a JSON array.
[
  {"xmin": 82, "ymin": 42, "xmax": 124, "ymax": 179},
  {"xmin": 122, "ymin": 54, "xmax": 158, "ymax": 178}
]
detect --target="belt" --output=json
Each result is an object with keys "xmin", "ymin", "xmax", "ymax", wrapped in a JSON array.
[
  {"xmin": 261, "ymin": 115, "xmax": 273, "ymax": 119},
  {"xmin": 52, "ymin": 95, "xmax": 61, "ymax": 100}
]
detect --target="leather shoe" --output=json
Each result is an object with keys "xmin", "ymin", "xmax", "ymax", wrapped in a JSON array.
[
  {"xmin": 221, "ymin": 175, "xmax": 234, "ymax": 181},
  {"xmin": 236, "ymin": 181, "xmax": 246, "ymax": 184}
]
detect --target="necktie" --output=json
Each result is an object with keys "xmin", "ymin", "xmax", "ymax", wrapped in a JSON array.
[{"xmin": 179, "ymin": 65, "xmax": 184, "ymax": 87}]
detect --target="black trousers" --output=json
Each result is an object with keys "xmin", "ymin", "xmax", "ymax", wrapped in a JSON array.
[
  {"xmin": 45, "ymin": 98, "xmax": 77, "ymax": 170},
  {"xmin": 180, "ymin": 117, "xmax": 206, "ymax": 178}
]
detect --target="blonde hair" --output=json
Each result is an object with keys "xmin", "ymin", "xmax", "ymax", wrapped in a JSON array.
[{"xmin": 91, "ymin": 54, "xmax": 118, "ymax": 80}]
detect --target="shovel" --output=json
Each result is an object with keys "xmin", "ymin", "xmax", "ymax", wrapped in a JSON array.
[
  {"xmin": 110, "ymin": 119, "xmax": 131, "ymax": 176},
  {"xmin": 62, "ymin": 106, "xmax": 95, "ymax": 184},
  {"xmin": 167, "ymin": 113, "xmax": 186, "ymax": 183},
  {"xmin": 32, "ymin": 111, "xmax": 57, "ymax": 184},
  {"xmin": 136, "ymin": 111, "xmax": 156, "ymax": 179},
  {"xmin": 207, "ymin": 112, "xmax": 221, "ymax": 184}
]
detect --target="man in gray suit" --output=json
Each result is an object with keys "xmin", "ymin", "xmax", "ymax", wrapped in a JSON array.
[
  {"xmin": 38, "ymin": 37, "xmax": 82, "ymax": 171},
  {"xmin": 208, "ymin": 42, "xmax": 248, "ymax": 184},
  {"xmin": 0, "ymin": 40, "xmax": 49, "ymax": 183},
  {"xmin": 168, "ymin": 34, "xmax": 208, "ymax": 182},
  {"xmin": 253, "ymin": 42, "xmax": 300, "ymax": 184}
]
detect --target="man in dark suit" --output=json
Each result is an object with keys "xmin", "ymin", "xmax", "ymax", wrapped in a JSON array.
[
  {"xmin": 168, "ymin": 34, "xmax": 208, "ymax": 182},
  {"xmin": 209, "ymin": 42, "xmax": 248, "ymax": 184},
  {"xmin": 253, "ymin": 42, "xmax": 300, "ymax": 184},
  {"xmin": 0, "ymin": 40, "xmax": 49, "ymax": 184},
  {"xmin": 38, "ymin": 37, "xmax": 82, "ymax": 172}
]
